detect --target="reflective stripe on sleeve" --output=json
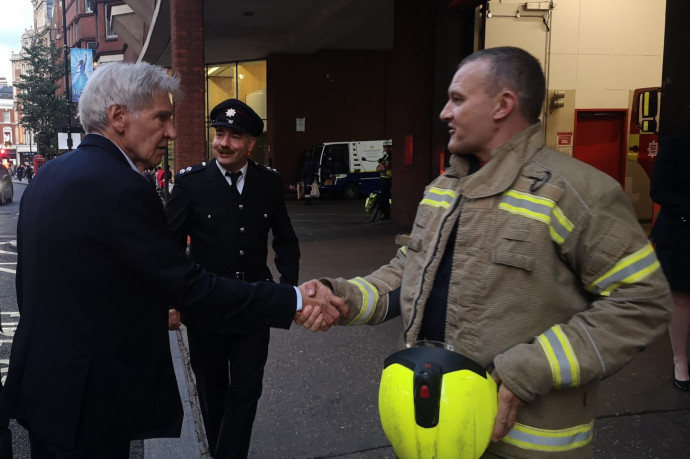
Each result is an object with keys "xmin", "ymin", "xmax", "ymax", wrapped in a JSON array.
[
  {"xmin": 586, "ymin": 243, "xmax": 661, "ymax": 296},
  {"xmin": 502, "ymin": 421, "xmax": 593, "ymax": 452},
  {"xmin": 347, "ymin": 277, "xmax": 379, "ymax": 325},
  {"xmin": 536, "ymin": 324, "xmax": 580, "ymax": 388},
  {"xmin": 499, "ymin": 190, "xmax": 574, "ymax": 244},
  {"xmin": 400, "ymin": 246, "xmax": 408, "ymax": 256},
  {"xmin": 419, "ymin": 187, "xmax": 456, "ymax": 209}
]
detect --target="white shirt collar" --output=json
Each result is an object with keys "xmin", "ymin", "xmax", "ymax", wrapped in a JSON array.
[{"xmin": 215, "ymin": 160, "xmax": 248, "ymax": 193}]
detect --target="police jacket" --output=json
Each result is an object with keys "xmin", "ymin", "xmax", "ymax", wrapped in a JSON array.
[
  {"xmin": 166, "ymin": 159, "xmax": 300, "ymax": 332},
  {"xmin": 324, "ymin": 123, "xmax": 672, "ymax": 458}
]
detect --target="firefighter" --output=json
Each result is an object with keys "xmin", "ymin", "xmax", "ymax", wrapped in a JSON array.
[{"xmin": 310, "ymin": 47, "xmax": 672, "ymax": 458}]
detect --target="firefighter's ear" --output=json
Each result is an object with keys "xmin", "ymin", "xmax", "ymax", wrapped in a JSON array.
[{"xmin": 492, "ymin": 90, "xmax": 518, "ymax": 122}]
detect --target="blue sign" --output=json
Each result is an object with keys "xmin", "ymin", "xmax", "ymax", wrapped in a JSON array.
[{"xmin": 70, "ymin": 48, "xmax": 94, "ymax": 103}]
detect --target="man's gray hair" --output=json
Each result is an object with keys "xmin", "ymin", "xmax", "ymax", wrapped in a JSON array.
[{"xmin": 78, "ymin": 61, "xmax": 182, "ymax": 133}]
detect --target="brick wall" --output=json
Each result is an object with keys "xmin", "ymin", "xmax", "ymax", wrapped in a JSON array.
[{"xmin": 170, "ymin": 0, "xmax": 206, "ymax": 170}]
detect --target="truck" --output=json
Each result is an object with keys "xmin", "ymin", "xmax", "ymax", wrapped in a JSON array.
[{"xmin": 305, "ymin": 139, "xmax": 391, "ymax": 199}]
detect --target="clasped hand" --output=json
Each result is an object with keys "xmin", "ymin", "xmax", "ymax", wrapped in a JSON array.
[{"xmin": 295, "ymin": 279, "xmax": 348, "ymax": 332}]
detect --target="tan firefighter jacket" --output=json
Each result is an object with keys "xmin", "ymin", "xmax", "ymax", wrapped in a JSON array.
[{"xmin": 323, "ymin": 123, "xmax": 672, "ymax": 458}]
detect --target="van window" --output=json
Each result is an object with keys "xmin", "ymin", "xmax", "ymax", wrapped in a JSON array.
[{"xmin": 322, "ymin": 144, "xmax": 348, "ymax": 175}]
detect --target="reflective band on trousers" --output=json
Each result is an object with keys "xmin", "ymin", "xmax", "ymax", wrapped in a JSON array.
[
  {"xmin": 502, "ymin": 420, "xmax": 593, "ymax": 452},
  {"xmin": 537, "ymin": 324, "xmax": 580, "ymax": 388},
  {"xmin": 499, "ymin": 190, "xmax": 574, "ymax": 244},
  {"xmin": 347, "ymin": 277, "xmax": 379, "ymax": 325},
  {"xmin": 587, "ymin": 243, "xmax": 660, "ymax": 296},
  {"xmin": 420, "ymin": 187, "xmax": 456, "ymax": 209}
]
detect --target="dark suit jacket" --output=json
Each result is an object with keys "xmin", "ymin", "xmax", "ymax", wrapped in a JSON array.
[
  {"xmin": 0, "ymin": 134, "xmax": 297, "ymax": 449},
  {"xmin": 166, "ymin": 159, "xmax": 300, "ymax": 332},
  {"xmin": 650, "ymin": 132, "xmax": 690, "ymax": 250}
]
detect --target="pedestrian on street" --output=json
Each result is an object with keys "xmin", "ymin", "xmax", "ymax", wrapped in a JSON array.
[
  {"xmin": 649, "ymin": 131, "xmax": 690, "ymax": 391},
  {"xmin": 318, "ymin": 46, "xmax": 672, "ymax": 458},
  {"xmin": 166, "ymin": 99, "xmax": 300, "ymax": 459},
  {"xmin": 0, "ymin": 61, "xmax": 345, "ymax": 459}
]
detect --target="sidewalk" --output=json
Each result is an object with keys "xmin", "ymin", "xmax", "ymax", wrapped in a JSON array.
[{"xmin": 146, "ymin": 200, "xmax": 690, "ymax": 459}]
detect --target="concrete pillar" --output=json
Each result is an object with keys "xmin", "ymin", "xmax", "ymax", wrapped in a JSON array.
[{"xmin": 170, "ymin": 0, "xmax": 206, "ymax": 170}]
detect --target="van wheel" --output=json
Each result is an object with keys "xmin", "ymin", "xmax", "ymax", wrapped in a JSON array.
[{"xmin": 341, "ymin": 183, "xmax": 360, "ymax": 200}]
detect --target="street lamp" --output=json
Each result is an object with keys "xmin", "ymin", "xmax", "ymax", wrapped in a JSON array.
[{"xmin": 61, "ymin": 0, "xmax": 73, "ymax": 152}]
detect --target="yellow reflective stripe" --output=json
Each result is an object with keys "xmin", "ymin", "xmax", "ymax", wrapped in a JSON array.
[
  {"xmin": 502, "ymin": 421, "xmax": 593, "ymax": 452},
  {"xmin": 587, "ymin": 243, "xmax": 661, "ymax": 296},
  {"xmin": 536, "ymin": 325, "xmax": 580, "ymax": 388},
  {"xmin": 499, "ymin": 190, "xmax": 574, "ymax": 244},
  {"xmin": 419, "ymin": 187, "xmax": 456, "ymax": 209},
  {"xmin": 400, "ymin": 246, "xmax": 408, "ymax": 255},
  {"xmin": 347, "ymin": 277, "xmax": 378, "ymax": 325}
]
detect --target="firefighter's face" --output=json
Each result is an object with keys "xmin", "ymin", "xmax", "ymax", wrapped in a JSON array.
[
  {"xmin": 213, "ymin": 126, "xmax": 255, "ymax": 172},
  {"xmin": 439, "ymin": 59, "xmax": 500, "ymax": 162}
]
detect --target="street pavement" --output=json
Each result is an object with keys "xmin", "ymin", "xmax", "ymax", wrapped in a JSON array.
[
  {"xmin": 147, "ymin": 197, "xmax": 690, "ymax": 459},
  {"xmin": 3, "ymin": 189, "xmax": 689, "ymax": 458}
]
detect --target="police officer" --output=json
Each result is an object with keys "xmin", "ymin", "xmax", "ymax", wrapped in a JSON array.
[{"xmin": 166, "ymin": 99, "xmax": 300, "ymax": 458}]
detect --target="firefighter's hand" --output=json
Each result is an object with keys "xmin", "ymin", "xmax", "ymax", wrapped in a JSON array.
[
  {"xmin": 295, "ymin": 280, "xmax": 348, "ymax": 332},
  {"xmin": 490, "ymin": 372, "xmax": 525, "ymax": 443},
  {"xmin": 168, "ymin": 308, "xmax": 181, "ymax": 331}
]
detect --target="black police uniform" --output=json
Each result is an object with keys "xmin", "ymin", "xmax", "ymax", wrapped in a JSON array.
[{"xmin": 165, "ymin": 99, "xmax": 300, "ymax": 459}]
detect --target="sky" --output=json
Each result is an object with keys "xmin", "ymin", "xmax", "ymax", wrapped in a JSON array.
[{"xmin": 0, "ymin": 0, "xmax": 35, "ymax": 85}]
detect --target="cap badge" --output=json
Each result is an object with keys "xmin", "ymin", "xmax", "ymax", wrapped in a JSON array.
[{"xmin": 225, "ymin": 108, "xmax": 236, "ymax": 119}]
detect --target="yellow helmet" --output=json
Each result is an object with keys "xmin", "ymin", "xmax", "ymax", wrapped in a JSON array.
[{"xmin": 378, "ymin": 343, "xmax": 498, "ymax": 459}]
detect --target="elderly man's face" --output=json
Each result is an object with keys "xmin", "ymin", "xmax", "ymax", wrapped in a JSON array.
[
  {"xmin": 439, "ymin": 59, "xmax": 499, "ymax": 161},
  {"xmin": 121, "ymin": 91, "xmax": 176, "ymax": 169}
]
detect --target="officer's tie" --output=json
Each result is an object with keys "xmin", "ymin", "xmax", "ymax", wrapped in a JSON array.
[{"xmin": 226, "ymin": 171, "xmax": 242, "ymax": 194}]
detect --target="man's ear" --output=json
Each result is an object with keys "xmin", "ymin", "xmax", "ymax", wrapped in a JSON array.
[
  {"xmin": 107, "ymin": 104, "xmax": 128, "ymax": 134},
  {"xmin": 493, "ymin": 90, "xmax": 518, "ymax": 121},
  {"xmin": 247, "ymin": 136, "xmax": 256, "ymax": 153}
]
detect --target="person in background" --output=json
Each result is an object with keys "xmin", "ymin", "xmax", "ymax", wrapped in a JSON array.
[
  {"xmin": 0, "ymin": 61, "xmax": 344, "ymax": 459},
  {"xmin": 649, "ymin": 132, "xmax": 690, "ymax": 391},
  {"xmin": 166, "ymin": 99, "xmax": 301, "ymax": 458},
  {"xmin": 376, "ymin": 144, "xmax": 392, "ymax": 220},
  {"xmin": 319, "ymin": 46, "xmax": 671, "ymax": 458}
]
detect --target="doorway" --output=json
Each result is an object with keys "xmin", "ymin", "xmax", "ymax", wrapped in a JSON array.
[{"xmin": 573, "ymin": 110, "xmax": 628, "ymax": 185}]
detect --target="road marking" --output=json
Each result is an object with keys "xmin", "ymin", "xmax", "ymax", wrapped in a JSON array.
[
  {"xmin": 0, "ymin": 312, "xmax": 19, "ymax": 317},
  {"xmin": 0, "ymin": 340, "xmax": 10, "ymax": 345},
  {"xmin": 0, "ymin": 267, "xmax": 16, "ymax": 274},
  {"xmin": 1, "ymin": 332, "xmax": 15, "ymax": 338},
  {"xmin": 0, "ymin": 250, "xmax": 17, "ymax": 255}
]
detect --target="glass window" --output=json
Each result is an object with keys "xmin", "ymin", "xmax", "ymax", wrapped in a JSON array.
[
  {"xmin": 206, "ymin": 60, "xmax": 267, "ymax": 164},
  {"xmin": 2, "ymin": 112, "xmax": 9, "ymax": 123},
  {"xmin": 85, "ymin": 0, "xmax": 94, "ymax": 13},
  {"xmin": 106, "ymin": 5, "xmax": 117, "ymax": 38}
]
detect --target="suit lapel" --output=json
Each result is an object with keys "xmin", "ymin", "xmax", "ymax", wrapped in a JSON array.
[
  {"xmin": 241, "ymin": 161, "xmax": 261, "ymax": 199},
  {"xmin": 205, "ymin": 158, "xmax": 236, "ymax": 197}
]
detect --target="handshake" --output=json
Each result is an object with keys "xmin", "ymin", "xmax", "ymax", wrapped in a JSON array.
[
  {"xmin": 295, "ymin": 279, "xmax": 347, "ymax": 332},
  {"xmin": 168, "ymin": 279, "xmax": 347, "ymax": 332}
]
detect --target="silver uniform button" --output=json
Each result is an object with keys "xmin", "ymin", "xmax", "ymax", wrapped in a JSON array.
[
  {"xmin": 207, "ymin": 214, "xmax": 211, "ymax": 219},
  {"xmin": 239, "ymin": 250, "xmax": 245, "ymax": 256},
  {"xmin": 239, "ymin": 204, "xmax": 244, "ymax": 210},
  {"xmin": 263, "ymin": 213, "xmax": 268, "ymax": 218},
  {"xmin": 240, "ymin": 227, "xmax": 245, "ymax": 233}
]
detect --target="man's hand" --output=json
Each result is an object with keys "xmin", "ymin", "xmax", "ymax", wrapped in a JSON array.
[
  {"xmin": 295, "ymin": 280, "xmax": 348, "ymax": 332},
  {"xmin": 168, "ymin": 308, "xmax": 181, "ymax": 330},
  {"xmin": 491, "ymin": 373, "xmax": 525, "ymax": 443}
]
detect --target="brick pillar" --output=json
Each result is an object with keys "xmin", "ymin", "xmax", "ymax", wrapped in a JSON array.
[{"xmin": 170, "ymin": 0, "xmax": 206, "ymax": 170}]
